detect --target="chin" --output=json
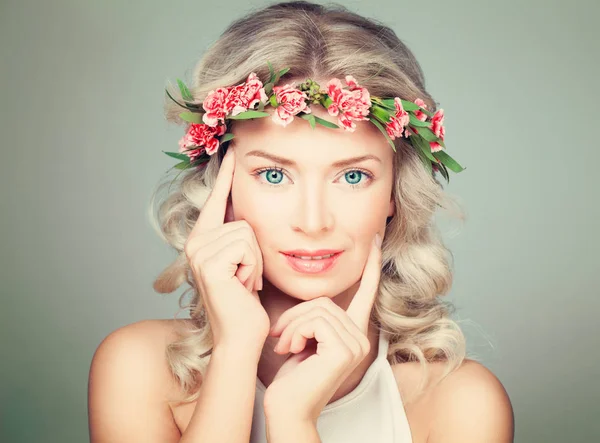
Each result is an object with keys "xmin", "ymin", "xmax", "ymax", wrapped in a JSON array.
[{"xmin": 264, "ymin": 268, "xmax": 357, "ymax": 301}]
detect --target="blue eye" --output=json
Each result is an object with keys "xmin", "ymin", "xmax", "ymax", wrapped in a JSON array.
[
  {"xmin": 344, "ymin": 170, "xmax": 363, "ymax": 186},
  {"xmin": 255, "ymin": 167, "xmax": 286, "ymax": 186},
  {"xmin": 265, "ymin": 169, "xmax": 284, "ymax": 184}
]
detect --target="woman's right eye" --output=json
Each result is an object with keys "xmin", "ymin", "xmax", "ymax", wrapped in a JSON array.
[{"xmin": 253, "ymin": 167, "xmax": 288, "ymax": 187}]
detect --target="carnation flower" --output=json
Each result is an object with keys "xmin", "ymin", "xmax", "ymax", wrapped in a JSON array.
[
  {"xmin": 325, "ymin": 76, "xmax": 371, "ymax": 131},
  {"xmin": 202, "ymin": 87, "xmax": 231, "ymax": 127},
  {"xmin": 413, "ymin": 98, "xmax": 428, "ymax": 122},
  {"xmin": 386, "ymin": 97, "xmax": 410, "ymax": 139},
  {"xmin": 178, "ymin": 123, "xmax": 227, "ymax": 157},
  {"xmin": 225, "ymin": 72, "xmax": 269, "ymax": 116},
  {"xmin": 271, "ymin": 85, "xmax": 311, "ymax": 127}
]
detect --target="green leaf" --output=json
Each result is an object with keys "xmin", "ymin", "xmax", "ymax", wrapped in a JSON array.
[
  {"xmin": 370, "ymin": 105, "xmax": 392, "ymax": 123},
  {"xmin": 173, "ymin": 161, "xmax": 190, "ymax": 170},
  {"xmin": 176, "ymin": 79, "xmax": 194, "ymax": 101},
  {"xmin": 220, "ymin": 133, "xmax": 235, "ymax": 143},
  {"xmin": 321, "ymin": 96, "xmax": 333, "ymax": 109},
  {"xmin": 269, "ymin": 94, "xmax": 278, "ymax": 107},
  {"xmin": 372, "ymin": 98, "xmax": 397, "ymax": 112},
  {"xmin": 165, "ymin": 88, "xmax": 185, "ymax": 108},
  {"xmin": 410, "ymin": 135, "xmax": 437, "ymax": 163},
  {"xmin": 313, "ymin": 115, "xmax": 339, "ymax": 128},
  {"xmin": 415, "ymin": 145, "xmax": 433, "ymax": 176},
  {"xmin": 411, "ymin": 125, "xmax": 438, "ymax": 142},
  {"xmin": 162, "ymin": 151, "xmax": 191, "ymax": 161},
  {"xmin": 227, "ymin": 110, "xmax": 271, "ymax": 120},
  {"xmin": 368, "ymin": 116, "xmax": 397, "ymax": 152},
  {"xmin": 409, "ymin": 114, "xmax": 430, "ymax": 127},
  {"xmin": 383, "ymin": 98, "xmax": 418, "ymax": 111},
  {"xmin": 273, "ymin": 67, "xmax": 289, "ymax": 84},
  {"xmin": 432, "ymin": 150, "xmax": 465, "ymax": 173},
  {"xmin": 300, "ymin": 113, "xmax": 317, "ymax": 129},
  {"xmin": 264, "ymin": 82, "xmax": 274, "ymax": 96},
  {"xmin": 179, "ymin": 112, "xmax": 204, "ymax": 124},
  {"xmin": 267, "ymin": 61, "xmax": 276, "ymax": 83},
  {"xmin": 437, "ymin": 162, "xmax": 449, "ymax": 182}
]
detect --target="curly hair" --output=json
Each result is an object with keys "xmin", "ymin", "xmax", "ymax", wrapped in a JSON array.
[{"xmin": 148, "ymin": 0, "xmax": 471, "ymax": 406}]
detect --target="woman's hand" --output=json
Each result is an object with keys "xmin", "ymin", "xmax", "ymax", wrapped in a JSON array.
[
  {"xmin": 263, "ymin": 233, "xmax": 383, "ymax": 423},
  {"xmin": 184, "ymin": 147, "xmax": 270, "ymax": 355}
]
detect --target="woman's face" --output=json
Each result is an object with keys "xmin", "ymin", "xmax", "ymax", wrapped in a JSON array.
[{"xmin": 229, "ymin": 105, "xmax": 395, "ymax": 300}]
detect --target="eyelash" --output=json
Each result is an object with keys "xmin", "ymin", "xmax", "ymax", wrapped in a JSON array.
[{"xmin": 252, "ymin": 166, "xmax": 374, "ymax": 189}]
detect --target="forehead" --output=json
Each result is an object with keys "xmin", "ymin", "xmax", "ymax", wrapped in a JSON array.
[{"xmin": 230, "ymin": 105, "xmax": 393, "ymax": 163}]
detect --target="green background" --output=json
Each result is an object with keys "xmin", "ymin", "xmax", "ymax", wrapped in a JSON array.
[{"xmin": 1, "ymin": 0, "xmax": 598, "ymax": 441}]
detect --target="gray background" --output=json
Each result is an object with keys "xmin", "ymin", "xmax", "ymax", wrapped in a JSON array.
[{"xmin": 1, "ymin": 0, "xmax": 598, "ymax": 441}]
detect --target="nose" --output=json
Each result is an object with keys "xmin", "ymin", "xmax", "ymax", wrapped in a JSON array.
[{"xmin": 291, "ymin": 180, "xmax": 334, "ymax": 235}]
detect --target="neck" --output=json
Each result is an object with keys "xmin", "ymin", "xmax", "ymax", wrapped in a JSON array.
[{"xmin": 256, "ymin": 279, "xmax": 381, "ymax": 405}]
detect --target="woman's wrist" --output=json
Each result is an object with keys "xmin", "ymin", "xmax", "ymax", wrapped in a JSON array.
[
  {"xmin": 212, "ymin": 341, "xmax": 264, "ymax": 365},
  {"xmin": 265, "ymin": 414, "xmax": 320, "ymax": 443}
]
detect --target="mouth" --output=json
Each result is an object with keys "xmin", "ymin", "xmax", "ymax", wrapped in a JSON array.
[{"xmin": 280, "ymin": 250, "xmax": 343, "ymax": 274}]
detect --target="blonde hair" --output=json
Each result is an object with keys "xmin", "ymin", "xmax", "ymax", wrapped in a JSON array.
[{"xmin": 149, "ymin": 0, "xmax": 471, "ymax": 406}]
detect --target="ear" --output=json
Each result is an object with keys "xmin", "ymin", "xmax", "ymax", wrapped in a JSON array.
[{"xmin": 387, "ymin": 196, "xmax": 395, "ymax": 217}]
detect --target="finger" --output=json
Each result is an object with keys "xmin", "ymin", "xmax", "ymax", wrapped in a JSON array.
[
  {"xmin": 275, "ymin": 309, "xmax": 362, "ymax": 357},
  {"xmin": 346, "ymin": 232, "xmax": 383, "ymax": 332},
  {"xmin": 269, "ymin": 299, "xmax": 318, "ymax": 336},
  {"xmin": 187, "ymin": 219, "xmax": 263, "ymax": 292},
  {"xmin": 288, "ymin": 317, "xmax": 355, "ymax": 367},
  {"xmin": 201, "ymin": 225, "xmax": 261, "ymax": 291},
  {"xmin": 190, "ymin": 147, "xmax": 236, "ymax": 235},
  {"xmin": 270, "ymin": 297, "xmax": 359, "ymax": 340},
  {"xmin": 197, "ymin": 235, "xmax": 258, "ymax": 292}
]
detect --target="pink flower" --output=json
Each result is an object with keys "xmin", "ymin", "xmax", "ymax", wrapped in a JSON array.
[
  {"xmin": 202, "ymin": 87, "xmax": 231, "ymax": 127},
  {"xmin": 178, "ymin": 123, "xmax": 227, "ymax": 158},
  {"xmin": 224, "ymin": 72, "xmax": 269, "ymax": 116},
  {"xmin": 429, "ymin": 141, "xmax": 443, "ymax": 153},
  {"xmin": 386, "ymin": 97, "xmax": 410, "ymax": 139},
  {"xmin": 325, "ymin": 75, "xmax": 371, "ymax": 131},
  {"xmin": 430, "ymin": 109, "xmax": 445, "ymax": 139},
  {"xmin": 413, "ymin": 98, "xmax": 428, "ymax": 122},
  {"xmin": 428, "ymin": 109, "xmax": 445, "ymax": 153},
  {"xmin": 271, "ymin": 84, "xmax": 311, "ymax": 127},
  {"xmin": 411, "ymin": 101, "xmax": 445, "ymax": 153}
]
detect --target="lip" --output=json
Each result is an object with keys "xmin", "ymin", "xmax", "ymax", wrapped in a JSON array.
[
  {"xmin": 281, "ymin": 249, "xmax": 343, "ymax": 257},
  {"xmin": 281, "ymin": 251, "xmax": 343, "ymax": 274}
]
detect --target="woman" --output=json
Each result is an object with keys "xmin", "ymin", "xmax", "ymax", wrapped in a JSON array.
[{"xmin": 88, "ymin": 1, "xmax": 514, "ymax": 442}]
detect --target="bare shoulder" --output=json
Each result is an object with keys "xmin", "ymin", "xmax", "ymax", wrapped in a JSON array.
[
  {"xmin": 391, "ymin": 359, "xmax": 514, "ymax": 443},
  {"xmin": 88, "ymin": 319, "xmax": 193, "ymax": 442}
]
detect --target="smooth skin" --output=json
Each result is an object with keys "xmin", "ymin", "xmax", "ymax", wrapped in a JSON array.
[{"xmin": 88, "ymin": 105, "xmax": 514, "ymax": 442}]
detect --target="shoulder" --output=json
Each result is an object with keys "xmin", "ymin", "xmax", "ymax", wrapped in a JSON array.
[
  {"xmin": 392, "ymin": 359, "xmax": 514, "ymax": 443},
  {"xmin": 88, "ymin": 319, "xmax": 192, "ymax": 441},
  {"xmin": 89, "ymin": 319, "xmax": 189, "ymax": 393},
  {"xmin": 428, "ymin": 360, "xmax": 514, "ymax": 442}
]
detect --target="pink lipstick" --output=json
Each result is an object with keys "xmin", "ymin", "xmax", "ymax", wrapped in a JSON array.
[{"xmin": 280, "ymin": 249, "xmax": 343, "ymax": 274}]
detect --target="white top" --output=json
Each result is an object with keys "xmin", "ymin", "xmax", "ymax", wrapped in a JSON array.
[{"xmin": 250, "ymin": 330, "xmax": 414, "ymax": 442}]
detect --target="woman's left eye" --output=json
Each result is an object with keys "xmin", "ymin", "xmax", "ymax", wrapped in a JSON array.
[{"xmin": 342, "ymin": 169, "xmax": 373, "ymax": 188}]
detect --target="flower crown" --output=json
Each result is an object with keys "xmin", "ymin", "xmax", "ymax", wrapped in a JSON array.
[{"xmin": 163, "ymin": 61, "xmax": 465, "ymax": 182}]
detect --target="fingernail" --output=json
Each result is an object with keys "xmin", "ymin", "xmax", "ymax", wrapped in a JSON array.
[{"xmin": 374, "ymin": 233, "xmax": 382, "ymax": 248}]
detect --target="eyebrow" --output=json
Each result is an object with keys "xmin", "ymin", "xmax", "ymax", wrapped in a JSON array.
[{"xmin": 245, "ymin": 150, "xmax": 382, "ymax": 168}]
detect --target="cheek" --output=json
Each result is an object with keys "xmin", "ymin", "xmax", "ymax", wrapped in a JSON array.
[
  {"xmin": 231, "ymin": 175, "xmax": 280, "ymax": 233},
  {"xmin": 335, "ymin": 187, "xmax": 391, "ymax": 232}
]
